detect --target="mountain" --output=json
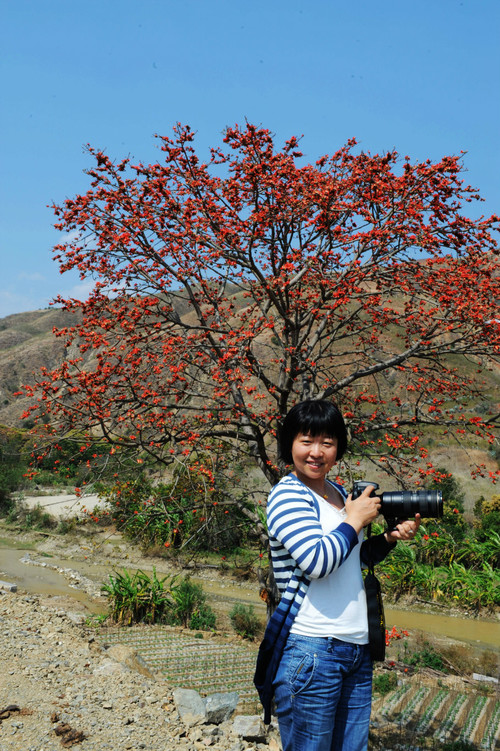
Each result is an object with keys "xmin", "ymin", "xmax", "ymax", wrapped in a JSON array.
[
  {"xmin": 0, "ymin": 308, "xmax": 80, "ymax": 428},
  {"xmin": 0, "ymin": 307, "xmax": 498, "ymax": 507}
]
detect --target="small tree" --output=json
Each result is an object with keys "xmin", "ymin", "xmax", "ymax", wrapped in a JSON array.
[
  {"xmin": 0, "ymin": 427, "xmax": 26, "ymax": 512},
  {"xmin": 21, "ymin": 123, "xmax": 499, "ymax": 544}
]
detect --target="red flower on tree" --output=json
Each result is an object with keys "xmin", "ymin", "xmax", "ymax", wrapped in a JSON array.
[{"xmin": 19, "ymin": 123, "xmax": 499, "ymax": 542}]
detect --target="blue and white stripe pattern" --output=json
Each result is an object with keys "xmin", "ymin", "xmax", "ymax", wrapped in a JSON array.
[
  {"xmin": 254, "ymin": 473, "xmax": 358, "ymax": 722},
  {"xmin": 254, "ymin": 473, "xmax": 395, "ymax": 721},
  {"xmin": 267, "ymin": 473, "xmax": 359, "ymax": 590}
]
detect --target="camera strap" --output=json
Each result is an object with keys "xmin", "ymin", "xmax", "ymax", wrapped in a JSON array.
[{"xmin": 364, "ymin": 524, "xmax": 386, "ymax": 661}]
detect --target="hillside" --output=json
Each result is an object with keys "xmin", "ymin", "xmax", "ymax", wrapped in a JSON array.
[
  {"xmin": 0, "ymin": 307, "xmax": 498, "ymax": 506},
  {"xmin": 0, "ymin": 308, "xmax": 82, "ymax": 428}
]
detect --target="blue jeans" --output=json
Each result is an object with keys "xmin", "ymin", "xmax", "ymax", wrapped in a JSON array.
[{"xmin": 273, "ymin": 634, "xmax": 373, "ymax": 751}]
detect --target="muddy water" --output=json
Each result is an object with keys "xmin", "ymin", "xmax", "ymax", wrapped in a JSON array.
[
  {"xmin": 1, "ymin": 541, "xmax": 498, "ymax": 649},
  {"xmin": 384, "ymin": 606, "xmax": 499, "ymax": 649},
  {"xmin": 0, "ymin": 543, "xmax": 103, "ymax": 611},
  {"xmin": 198, "ymin": 582, "xmax": 500, "ymax": 650}
]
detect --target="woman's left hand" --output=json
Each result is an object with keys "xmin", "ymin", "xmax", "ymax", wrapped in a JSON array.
[{"xmin": 385, "ymin": 514, "xmax": 421, "ymax": 543}]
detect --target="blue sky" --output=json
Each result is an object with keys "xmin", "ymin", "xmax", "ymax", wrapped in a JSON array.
[{"xmin": 1, "ymin": 0, "xmax": 499, "ymax": 319}]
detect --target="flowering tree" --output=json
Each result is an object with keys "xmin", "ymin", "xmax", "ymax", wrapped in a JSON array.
[{"xmin": 23, "ymin": 124, "xmax": 499, "ymax": 525}]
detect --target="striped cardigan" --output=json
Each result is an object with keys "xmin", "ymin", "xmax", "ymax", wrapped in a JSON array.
[{"xmin": 254, "ymin": 473, "xmax": 394, "ymax": 722}]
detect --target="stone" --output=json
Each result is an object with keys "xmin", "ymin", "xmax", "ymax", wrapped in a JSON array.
[
  {"xmin": 0, "ymin": 580, "xmax": 17, "ymax": 593},
  {"xmin": 205, "ymin": 692, "xmax": 239, "ymax": 724},
  {"xmin": 93, "ymin": 658, "xmax": 129, "ymax": 676},
  {"xmin": 106, "ymin": 645, "xmax": 156, "ymax": 679},
  {"xmin": 173, "ymin": 687, "xmax": 207, "ymax": 726},
  {"xmin": 232, "ymin": 715, "xmax": 267, "ymax": 742},
  {"xmin": 473, "ymin": 672, "xmax": 498, "ymax": 684}
]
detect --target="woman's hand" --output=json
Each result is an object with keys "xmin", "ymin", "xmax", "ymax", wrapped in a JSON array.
[
  {"xmin": 385, "ymin": 514, "xmax": 421, "ymax": 543},
  {"xmin": 344, "ymin": 485, "xmax": 381, "ymax": 533}
]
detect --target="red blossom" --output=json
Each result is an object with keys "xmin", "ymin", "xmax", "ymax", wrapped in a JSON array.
[{"xmin": 18, "ymin": 122, "xmax": 499, "ymax": 542}]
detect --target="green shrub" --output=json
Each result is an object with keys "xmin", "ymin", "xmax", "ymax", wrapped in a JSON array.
[
  {"xmin": 101, "ymin": 567, "xmax": 174, "ymax": 625},
  {"xmin": 408, "ymin": 643, "xmax": 445, "ymax": 671},
  {"xmin": 170, "ymin": 576, "xmax": 216, "ymax": 629},
  {"xmin": 101, "ymin": 568, "xmax": 217, "ymax": 630},
  {"xmin": 189, "ymin": 604, "xmax": 216, "ymax": 631},
  {"xmin": 0, "ymin": 427, "xmax": 28, "ymax": 511},
  {"xmin": 93, "ymin": 451, "xmax": 255, "ymax": 554},
  {"xmin": 12, "ymin": 503, "xmax": 58, "ymax": 531},
  {"xmin": 229, "ymin": 603, "xmax": 262, "ymax": 640},
  {"xmin": 372, "ymin": 672, "xmax": 397, "ymax": 696},
  {"xmin": 56, "ymin": 518, "xmax": 78, "ymax": 535}
]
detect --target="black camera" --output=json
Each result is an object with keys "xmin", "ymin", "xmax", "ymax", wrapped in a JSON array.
[{"xmin": 352, "ymin": 480, "xmax": 443, "ymax": 529}]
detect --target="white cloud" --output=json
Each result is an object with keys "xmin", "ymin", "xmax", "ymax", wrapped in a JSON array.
[
  {"xmin": 59, "ymin": 278, "xmax": 96, "ymax": 302},
  {"xmin": 18, "ymin": 271, "xmax": 46, "ymax": 282},
  {"xmin": 0, "ymin": 289, "xmax": 47, "ymax": 319}
]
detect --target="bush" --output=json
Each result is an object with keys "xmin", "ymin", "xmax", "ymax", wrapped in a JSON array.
[
  {"xmin": 189, "ymin": 604, "xmax": 217, "ymax": 631},
  {"xmin": 94, "ymin": 456, "xmax": 255, "ymax": 554},
  {"xmin": 10, "ymin": 503, "xmax": 58, "ymax": 531},
  {"xmin": 408, "ymin": 642, "xmax": 445, "ymax": 672},
  {"xmin": 372, "ymin": 672, "xmax": 397, "ymax": 696},
  {"xmin": 101, "ymin": 567, "xmax": 174, "ymax": 625},
  {"xmin": 229, "ymin": 603, "xmax": 262, "ymax": 640},
  {"xmin": 0, "ymin": 427, "xmax": 28, "ymax": 512},
  {"xmin": 101, "ymin": 569, "xmax": 217, "ymax": 630},
  {"xmin": 169, "ymin": 576, "xmax": 216, "ymax": 629}
]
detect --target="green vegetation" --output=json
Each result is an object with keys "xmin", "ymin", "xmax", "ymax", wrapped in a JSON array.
[
  {"xmin": 169, "ymin": 576, "xmax": 216, "ymax": 630},
  {"xmin": 101, "ymin": 568, "xmax": 216, "ymax": 630},
  {"xmin": 0, "ymin": 427, "xmax": 27, "ymax": 514},
  {"xmin": 101, "ymin": 568, "xmax": 174, "ymax": 625},
  {"xmin": 7, "ymin": 502, "xmax": 58, "ymax": 531},
  {"xmin": 229, "ymin": 603, "xmax": 262, "ymax": 640},
  {"xmin": 91, "ymin": 455, "xmax": 255, "ymax": 554},
  {"xmin": 374, "ymin": 470, "xmax": 500, "ymax": 614},
  {"xmin": 408, "ymin": 642, "xmax": 446, "ymax": 672},
  {"xmin": 372, "ymin": 672, "xmax": 398, "ymax": 696}
]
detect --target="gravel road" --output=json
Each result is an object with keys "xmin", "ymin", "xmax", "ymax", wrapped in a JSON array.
[{"xmin": 0, "ymin": 589, "xmax": 277, "ymax": 751}]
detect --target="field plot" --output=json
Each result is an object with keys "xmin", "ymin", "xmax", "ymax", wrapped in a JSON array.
[
  {"xmin": 99, "ymin": 625, "xmax": 261, "ymax": 712},
  {"xmin": 372, "ymin": 679, "xmax": 500, "ymax": 749},
  {"xmin": 100, "ymin": 626, "xmax": 500, "ymax": 748}
]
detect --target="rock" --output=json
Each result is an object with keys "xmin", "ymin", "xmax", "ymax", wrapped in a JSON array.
[
  {"xmin": 93, "ymin": 658, "xmax": 129, "ymax": 676},
  {"xmin": 472, "ymin": 672, "xmax": 498, "ymax": 684},
  {"xmin": 65, "ymin": 611, "xmax": 86, "ymax": 625},
  {"xmin": 232, "ymin": 714, "xmax": 267, "ymax": 742},
  {"xmin": 106, "ymin": 644, "xmax": 156, "ymax": 679},
  {"xmin": 173, "ymin": 687, "xmax": 207, "ymax": 726},
  {"xmin": 0, "ymin": 580, "xmax": 17, "ymax": 592},
  {"xmin": 267, "ymin": 737, "xmax": 281, "ymax": 751},
  {"xmin": 205, "ymin": 692, "xmax": 239, "ymax": 724}
]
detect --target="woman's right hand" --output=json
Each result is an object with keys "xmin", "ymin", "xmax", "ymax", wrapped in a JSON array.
[{"xmin": 344, "ymin": 485, "xmax": 381, "ymax": 533}]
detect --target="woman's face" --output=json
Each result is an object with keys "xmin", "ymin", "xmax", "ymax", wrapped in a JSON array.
[{"xmin": 291, "ymin": 432, "xmax": 338, "ymax": 486}]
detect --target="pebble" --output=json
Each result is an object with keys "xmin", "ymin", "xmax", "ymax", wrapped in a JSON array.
[{"xmin": 0, "ymin": 590, "xmax": 280, "ymax": 751}]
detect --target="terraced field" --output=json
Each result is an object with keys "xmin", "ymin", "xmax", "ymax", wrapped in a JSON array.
[
  {"xmin": 371, "ymin": 678, "xmax": 500, "ymax": 749},
  {"xmin": 100, "ymin": 625, "xmax": 262, "ymax": 712},
  {"xmin": 100, "ymin": 625, "xmax": 500, "ymax": 749}
]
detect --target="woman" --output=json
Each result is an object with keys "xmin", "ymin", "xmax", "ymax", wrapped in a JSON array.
[{"xmin": 255, "ymin": 399, "xmax": 420, "ymax": 751}]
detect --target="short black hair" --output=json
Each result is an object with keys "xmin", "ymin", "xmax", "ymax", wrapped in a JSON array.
[{"xmin": 278, "ymin": 399, "xmax": 348, "ymax": 465}]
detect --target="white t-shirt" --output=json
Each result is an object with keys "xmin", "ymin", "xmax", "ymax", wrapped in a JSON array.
[{"xmin": 289, "ymin": 491, "xmax": 369, "ymax": 644}]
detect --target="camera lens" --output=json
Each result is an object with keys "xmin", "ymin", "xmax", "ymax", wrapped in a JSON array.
[{"xmin": 380, "ymin": 490, "xmax": 443, "ymax": 519}]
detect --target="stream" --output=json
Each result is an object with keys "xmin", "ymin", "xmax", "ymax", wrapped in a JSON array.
[{"xmin": 1, "ymin": 541, "xmax": 498, "ymax": 649}]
